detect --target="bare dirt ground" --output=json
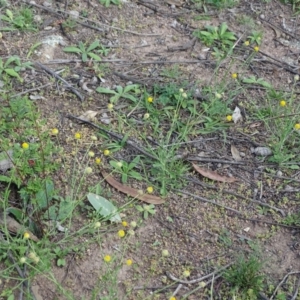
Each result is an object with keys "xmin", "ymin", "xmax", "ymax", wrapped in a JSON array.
[{"xmin": 1, "ymin": 0, "xmax": 300, "ymax": 299}]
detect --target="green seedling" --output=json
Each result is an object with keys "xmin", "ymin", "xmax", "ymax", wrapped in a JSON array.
[
  {"xmin": 136, "ymin": 204, "xmax": 156, "ymax": 219},
  {"xmin": 242, "ymin": 76, "xmax": 272, "ymax": 88},
  {"xmin": 96, "ymin": 84, "xmax": 140, "ymax": 103},
  {"xmin": 0, "ymin": 56, "xmax": 31, "ymax": 81},
  {"xmin": 63, "ymin": 40, "xmax": 109, "ymax": 62},
  {"xmin": 99, "ymin": 0, "xmax": 121, "ymax": 7},
  {"xmin": 247, "ymin": 30, "xmax": 263, "ymax": 45},
  {"xmin": 1, "ymin": 7, "xmax": 36, "ymax": 31},
  {"xmin": 110, "ymin": 156, "xmax": 143, "ymax": 183},
  {"xmin": 193, "ymin": 22, "xmax": 236, "ymax": 55}
]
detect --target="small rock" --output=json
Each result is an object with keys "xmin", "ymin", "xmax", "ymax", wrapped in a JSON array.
[
  {"xmin": 240, "ymin": 152, "xmax": 246, "ymax": 157},
  {"xmin": 68, "ymin": 10, "xmax": 79, "ymax": 19},
  {"xmin": 44, "ymin": 26, "xmax": 53, "ymax": 31},
  {"xmin": 100, "ymin": 113, "xmax": 111, "ymax": 125},
  {"xmin": 277, "ymin": 170, "xmax": 283, "ymax": 177}
]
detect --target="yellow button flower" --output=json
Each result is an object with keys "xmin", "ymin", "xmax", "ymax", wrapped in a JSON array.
[
  {"xmin": 147, "ymin": 96, "xmax": 153, "ymax": 103},
  {"xmin": 183, "ymin": 270, "xmax": 191, "ymax": 277},
  {"xmin": 280, "ymin": 100, "xmax": 286, "ymax": 107},
  {"xmin": 169, "ymin": 297, "xmax": 176, "ymax": 300},
  {"xmin": 95, "ymin": 157, "xmax": 101, "ymax": 165},
  {"xmin": 244, "ymin": 40, "xmax": 250, "ymax": 46},
  {"xmin": 88, "ymin": 151, "xmax": 95, "ymax": 157},
  {"xmin": 51, "ymin": 128, "xmax": 59, "ymax": 136},
  {"xmin": 22, "ymin": 142, "xmax": 29, "ymax": 149},
  {"xmin": 146, "ymin": 186, "xmax": 154, "ymax": 193},
  {"xmin": 118, "ymin": 230, "xmax": 125, "ymax": 238},
  {"xmin": 254, "ymin": 46, "xmax": 259, "ymax": 52},
  {"xmin": 126, "ymin": 259, "xmax": 133, "ymax": 266},
  {"xmin": 103, "ymin": 149, "xmax": 110, "ymax": 156},
  {"xmin": 122, "ymin": 221, "xmax": 128, "ymax": 227},
  {"xmin": 107, "ymin": 103, "xmax": 114, "ymax": 110},
  {"xmin": 294, "ymin": 123, "xmax": 300, "ymax": 130},
  {"xmin": 19, "ymin": 257, "xmax": 26, "ymax": 264},
  {"xmin": 23, "ymin": 232, "xmax": 30, "ymax": 239},
  {"xmin": 226, "ymin": 115, "xmax": 233, "ymax": 122},
  {"xmin": 104, "ymin": 255, "xmax": 111, "ymax": 262},
  {"xmin": 231, "ymin": 73, "xmax": 238, "ymax": 79},
  {"xmin": 74, "ymin": 132, "xmax": 81, "ymax": 140}
]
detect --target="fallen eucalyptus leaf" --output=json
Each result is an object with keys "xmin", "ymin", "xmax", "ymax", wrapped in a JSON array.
[
  {"xmin": 101, "ymin": 171, "xmax": 165, "ymax": 204},
  {"xmin": 192, "ymin": 163, "xmax": 237, "ymax": 183},
  {"xmin": 231, "ymin": 145, "xmax": 242, "ymax": 161}
]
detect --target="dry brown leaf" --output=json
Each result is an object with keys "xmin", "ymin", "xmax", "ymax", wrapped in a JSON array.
[
  {"xmin": 0, "ymin": 212, "xmax": 39, "ymax": 242},
  {"xmin": 231, "ymin": 144, "xmax": 242, "ymax": 161},
  {"xmin": 77, "ymin": 110, "xmax": 98, "ymax": 122},
  {"xmin": 192, "ymin": 163, "xmax": 237, "ymax": 183},
  {"xmin": 101, "ymin": 171, "xmax": 165, "ymax": 204}
]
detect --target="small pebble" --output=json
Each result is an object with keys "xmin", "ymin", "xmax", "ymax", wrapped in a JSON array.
[{"xmin": 276, "ymin": 170, "xmax": 283, "ymax": 177}]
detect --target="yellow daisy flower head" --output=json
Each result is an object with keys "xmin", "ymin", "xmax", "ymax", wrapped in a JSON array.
[
  {"xmin": 231, "ymin": 73, "xmax": 238, "ymax": 79},
  {"xmin": 226, "ymin": 115, "xmax": 233, "ymax": 122},
  {"xmin": 22, "ymin": 142, "xmax": 29, "ymax": 150},
  {"xmin": 104, "ymin": 255, "xmax": 111, "ymax": 262},
  {"xmin": 91, "ymin": 135, "xmax": 98, "ymax": 141},
  {"xmin": 294, "ymin": 123, "xmax": 300, "ymax": 130},
  {"xmin": 74, "ymin": 132, "xmax": 81, "ymax": 140},
  {"xmin": 244, "ymin": 40, "xmax": 250, "ymax": 46},
  {"xmin": 182, "ymin": 92, "xmax": 187, "ymax": 99},
  {"xmin": 126, "ymin": 259, "xmax": 133, "ymax": 266},
  {"xmin": 19, "ymin": 257, "xmax": 26, "ymax": 264},
  {"xmin": 169, "ymin": 297, "xmax": 176, "ymax": 300},
  {"xmin": 88, "ymin": 151, "xmax": 95, "ymax": 157},
  {"xmin": 95, "ymin": 157, "xmax": 101, "ymax": 165},
  {"xmin": 85, "ymin": 167, "xmax": 93, "ymax": 174},
  {"xmin": 23, "ymin": 232, "xmax": 30, "ymax": 239},
  {"xmin": 107, "ymin": 103, "xmax": 114, "ymax": 110},
  {"xmin": 103, "ymin": 149, "xmax": 110, "ymax": 156},
  {"xmin": 94, "ymin": 221, "xmax": 101, "ymax": 229},
  {"xmin": 51, "ymin": 128, "xmax": 59, "ymax": 136},
  {"xmin": 130, "ymin": 221, "xmax": 137, "ymax": 228},
  {"xmin": 254, "ymin": 46, "xmax": 259, "ymax": 52},
  {"xmin": 118, "ymin": 230, "xmax": 125, "ymax": 238},
  {"xmin": 162, "ymin": 249, "xmax": 169, "ymax": 257},
  {"xmin": 147, "ymin": 96, "xmax": 153, "ymax": 103},
  {"xmin": 146, "ymin": 186, "xmax": 154, "ymax": 193},
  {"xmin": 183, "ymin": 270, "xmax": 191, "ymax": 277},
  {"xmin": 144, "ymin": 113, "xmax": 150, "ymax": 120},
  {"xmin": 122, "ymin": 221, "xmax": 128, "ymax": 227},
  {"xmin": 280, "ymin": 100, "xmax": 286, "ymax": 107}
]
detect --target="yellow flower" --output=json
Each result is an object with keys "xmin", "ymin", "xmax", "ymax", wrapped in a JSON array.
[
  {"xmin": 147, "ymin": 186, "xmax": 154, "ymax": 193},
  {"xmin": 130, "ymin": 221, "xmax": 137, "ymax": 228},
  {"xmin": 254, "ymin": 46, "xmax": 259, "ymax": 52},
  {"xmin": 116, "ymin": 162, "xmax": 123, "ymax": 168},
  {"xmin": 22, "ymin": 142, "xmax": 29, "ymax": 149},
  {"xmin": 19, "ymin": 257, "xmax": 26, "ymax": 264},
  {"xmin": 88, "ymin": 151, "xmax": 95, "ymax": 157},
  {"xmin": 147, "ymin": 96, "xmax": 153, "ymax": 103},
  {"xmin": 104, "ymin": 255, "xmax": 111, "ymax": 262},
  {"xmin": 226, "ymin": 115, "xmax": 233, "ymax": 122},
  {"xmin": 107, "ymin": 103, "xmax": 114, "ymax": 110},
  {"xmin": 23, "ymin": 232, "xmax": 30, "ymax": 239},
  {"xmin": 118, "ymin": 230, "xmax": 125, "ymax": 238},
  {"xmin": 179, "ymin": 88, "xmax": 184, "ymax": 93},
  {"xmin": 162, "ymin": 249, "xmax": 169, "ymax": 257},
  {"xmin": 294, "ymin": 123, "xmax": 300, "ymax": 130},
  {"xmin": 33, "ymin": 256, "xmax": 40, "ymax": 264},
  {"xmin": 280, "ymin": 100, "xmax": 286, "ymax": 107},
  {"xmin": 128, "ymin": 229, "xmax": 135, "ymax": 236},
  {"xmin": 182, "ymin": 92, "xmax": 187, "ymax": 98},
  {"xmin": 85, "ymin": 167, "xmax": 93, "ymax": 174},
  {"xmin": 103, "ymin": 149, "xmax": 110, "ymax": 156},
  {"xmin": 169, "ymin": 297, "xmax": 176, "ymax": 300},
  {"xmin": 94, "ymin": 221, "xmax": 101, "ymax": 229},
  {"xmin": 126, "ymin": 259, "xmax": 133, "ymax": 266},
  {"xmin": 183, "ymin": 270, "xmax": 190, "ymax": 277},
  {"xmin": 144, "ymin": 113, "xmax": 150, "ymax": 120},
  {"xmin": 122, "ymin": 221, "xmax": 128, "ymax": 227},
  {"xmin": 231, "ymin": 73, "xmax": 238, "ymax": 79},
  {"xmin": 51, "ymin": 128, "xmax": 59, "ymax": 136},
  {"xmin": 91, "ymin": 135, "xmax": 98, "ymax": 141},
  {"xmin": 244, "ymin": 40, "xmax": 250, "ymax": 46},
  {"xmin": 95, "ymin": 157, "xmax": 101, "ymax": 165},
  {"xmin": 74, "ymin": 132, "xmax": 81, "ymax": 140}
]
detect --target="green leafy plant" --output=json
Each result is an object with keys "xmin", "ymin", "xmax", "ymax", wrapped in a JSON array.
[
  {"xmin": 99, "ymin": 0, "xmax": 121, "ymax": 7},
  {"xmin": 96, "ymin": 84, "xmax": 141, "ymax": 103},
  {"xmin": 110, "ymin": 156, "xmax": 143, "ymax": 183},
  {"xmin": 193, "ymin": 22, "xmax": 236, "ymax": 57},
  {"xmin": 63, "ymin": 40, "xmax": 109, "ymax": 62},
  {"xmin": 242, "ymin": 76, "xmax": 272, "ymax": 88},
  {"xmin": 247, "ymin": 30, "xmax": 263, "ymax": 45},
  {"xmin": 1, "ymin": 7, "xmax": 36, "ymax": 31},
  {"xmin": 136, "ymin": 204, "xmax": 156, "ymax": 219},
  {"xmin": 0, "ymin": 56, "xmax": 31, "ymax": 81}
]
